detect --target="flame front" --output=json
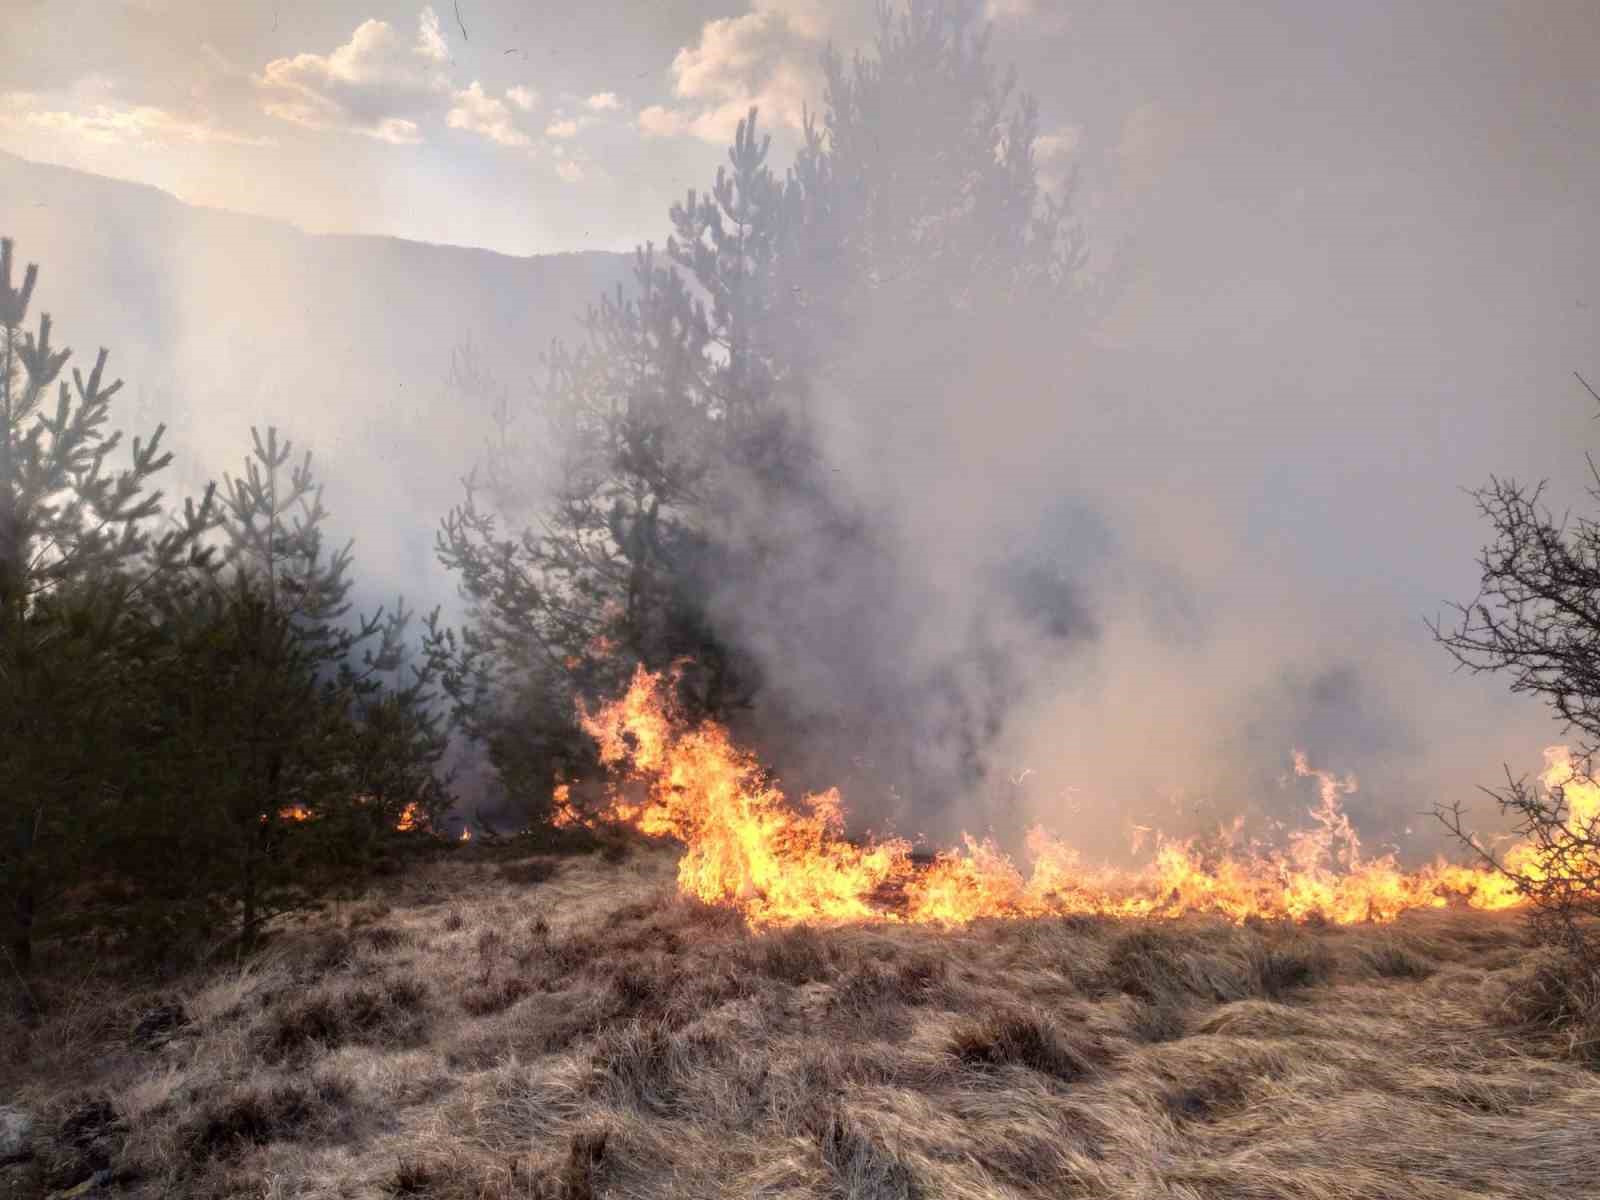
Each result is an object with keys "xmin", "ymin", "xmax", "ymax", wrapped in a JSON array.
[{"xmin": 574, "ymin": 667, "xmax": 1600, "ymax": 928}]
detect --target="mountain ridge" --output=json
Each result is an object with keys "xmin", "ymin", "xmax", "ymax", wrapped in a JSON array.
[{"xmin": 1, "ymin": 148, "xmax": 634, "ymax": 620}]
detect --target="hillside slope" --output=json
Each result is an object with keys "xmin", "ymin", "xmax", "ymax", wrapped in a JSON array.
[
  {"xmin": 1, "ymin": 840, "xmax": 1595, "ymax": 1200},
  {"xmin": 1, "ymin": 150, "xmax": 631, "ymax": 618}
]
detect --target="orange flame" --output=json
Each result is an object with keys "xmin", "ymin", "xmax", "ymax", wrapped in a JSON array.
[
  {"xmin": 550, "ymin": 783, "xmax": 581, "ymax": 828},
  {"xmin": 577, "ymin": 666, "xmax": 1573, "ymax": 928},
  {"xmin": 395, "ymin": 802, "xmax": 424, "ymax": 833}
]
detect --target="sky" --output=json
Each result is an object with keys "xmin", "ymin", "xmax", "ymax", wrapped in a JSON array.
[{"xmin": 3, "ymin": 0, "xmax": 1600, "ymax": 855}]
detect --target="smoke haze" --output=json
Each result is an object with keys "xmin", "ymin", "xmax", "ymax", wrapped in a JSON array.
[{"xmin": 3, "ymin": 0, "xmax": 1598, "ymax": 861}]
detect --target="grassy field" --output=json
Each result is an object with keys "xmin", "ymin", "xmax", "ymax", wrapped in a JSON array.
[{"xmin": 3, "ymin": 837, "xmax": 1597, "ymax": 1200}]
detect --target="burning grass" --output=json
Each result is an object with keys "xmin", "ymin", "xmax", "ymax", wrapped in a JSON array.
[
  {"xmin": 574, "ymin": 668, "xmax": 1583, "ymax": 931},
  {"xmin": 2, "ymin": 838, "xmax": 1598, "ymax": 1200}
]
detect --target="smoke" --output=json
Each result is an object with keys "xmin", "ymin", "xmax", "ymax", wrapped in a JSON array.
[
  {"xmin": 683, "ymin": 27, "xmax": 1600, "ymax": 863},
  {"xmin": 6, "ymin": 0, "xmax": 1598, "ymax": 863},
  {"xmin": 707, "ymin": 244, "xmax": 1574, "ymax": 863}
]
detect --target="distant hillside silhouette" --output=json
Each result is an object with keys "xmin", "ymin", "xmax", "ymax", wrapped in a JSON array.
[{"xmin": 0, "ymin": 148, "xmax": 631, "ymax": 619}]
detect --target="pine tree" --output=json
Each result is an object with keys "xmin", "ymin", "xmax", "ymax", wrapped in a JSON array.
[
  {"xmin": 0, "ymin": 237, "xmax": 214, "ymax": 993},
  {"xmin": 436, "ymin": 250, "xmax": 747, "ymax": 819},
  {"xmin": 148, "ymin": 427, "xmax": 452, "ymax": 952},
  {"xmin": 438, "ymin": 0, "xmax": 1095, "ymax": 826}
]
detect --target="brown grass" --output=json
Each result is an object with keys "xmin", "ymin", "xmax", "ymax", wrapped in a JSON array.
[{"xmin": 2, "ymin": 841, "xmax": 1596, "ymax": 1199}]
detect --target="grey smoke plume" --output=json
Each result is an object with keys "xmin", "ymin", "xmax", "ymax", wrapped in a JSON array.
[{"xmin": 5, "ymin": 0, "xmax": 1597, "ymax": 861}]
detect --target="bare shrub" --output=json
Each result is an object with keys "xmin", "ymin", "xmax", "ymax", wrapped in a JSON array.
[{"xmin": 1432, "ymin": 458, "xmax": 1600, "ymax": 966}]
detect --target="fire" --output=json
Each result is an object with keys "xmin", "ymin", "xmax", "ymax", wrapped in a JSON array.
[
  {"xmin": 577, "ymin": 666, "xmax": 1582, "ymax": 929},
  {"xmin": 550, "ymin": 782, "xmax": 580, "ymax": 828},
  {"xmin": 395, "ymin": 802, "xmax": 424, "ymax": 833},
  {"xmin": 460, "ymin": 826, "xmax": 472, "ymax": 842}
]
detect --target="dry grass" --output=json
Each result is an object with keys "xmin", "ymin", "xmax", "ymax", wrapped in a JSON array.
[{"xmin": 3, "ymin": 839, "xmax": 1597, "ymax": 1199}]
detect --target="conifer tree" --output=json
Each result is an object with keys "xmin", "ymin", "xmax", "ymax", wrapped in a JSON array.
[
  {"xmin": 439, "ymin": 0, "xmax": 1096, "ymax": 824},
  {"xmin": 0, "ymin": 237, "xmax": 214, "ymax": 989},
  {"xmin": 149, "ymin": 427, "xmax": 452, "ymax": 952}
]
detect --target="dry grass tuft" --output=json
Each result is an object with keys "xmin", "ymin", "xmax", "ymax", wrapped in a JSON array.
[
  {"xmin": 1359, "ymin": 938, "xmax": 1437, "ymax": 980},
  {"xmin": 6, "ymin": 845, "xmax": 1598, "ymax": 1199},
  {"xmin": 1496, "ymin": 949, "xmax": 1600, "ymax": 1065},
  {"xmin": 948, "ymin": 1008, "xmax": 1102, "ymax": 1082},
  {"xmin": 180, "ymin": 1073, "xmax": 353, "ymax": 1162},
  {"xmin": 816, "ymin": 1109, "xmax": 921, "ymax": 1198},
  {"xmin": 499, "ymin": 857, "xmax": 562, "ymax": 886},
  {"xmin": 461, "ymin": 975, "xmax": 532, "ymax": 1017},
  {"xmin": 254, "ymin": 976, "xmax": 430, "ymax": 1062}
]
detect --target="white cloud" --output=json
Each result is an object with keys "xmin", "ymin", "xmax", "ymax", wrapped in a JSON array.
[
  {"xmin": 416, "ymin": 6, "xmax": 450, "ymax": 62},
  {"xmin": 584, "ymin": 91, "xmax": 622, "ymax": 112},
  {"xmin": 544, "ymin": 117, "xmax": 579, "ymax": 139},
  {"xmin": 749, "ymin": 0, "xmax": 854, "ymax": 42},
  {"xmin": 506, "ymin": 85, "xmax": 538, "ymax": 112},
  {"xmin": 257, "ymin": 11, "xmax": 451, "ymax": 142},
  {"xmin": 637, "ymin": 104, "xmax": 689, "ymax": 138},
  {"xmin": 640, "ymin": 3, "xmax": 833, "ymax": 144},
  {"xmin": 448, "ymin": 81, "xmax": 531, "ymax": 147},
  {"xmin": 0, "ymin": 91, "xmax": 272, "ymax": 147},
  {"xmin": 983, "ymin": 0, "xmax": 1070, "ymax": 31}
]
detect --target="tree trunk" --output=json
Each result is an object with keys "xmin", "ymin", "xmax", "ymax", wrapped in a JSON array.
[
  {"xmin": 10, "ymin": 879, "xmax": 32, "ymax": 971},
  {"xmin": 9, "ymin": 865, "xmax": 37, "ymax": 1025},
  {"xmin": 240, "ymin": 847, "xmax": 257, "ymax": 955}
]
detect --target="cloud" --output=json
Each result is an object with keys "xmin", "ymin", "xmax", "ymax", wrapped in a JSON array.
[
  {"xmin": 544, "ymin": 118, "xmax": 579, "ymax": 139},
  {"xmin": 640, "ymin": 2, "xmax": 832, "ymax": 143},
  {"xmin": 448, "ymin": 81, "xmax": 531, "ymax": 147},
  {"xmin": 506, "ymin": 85, "xmax": 538, "ymax": 112},
  {"xmin": 983, "ymin": 0, "xmax": 1071, "ymax": 34},
  {"xmin": 584, "ymin": 92, "xmax": 622, "ymax": 112},
  {"xmin": 637, "ymin": 104, "xmax": 689, "ymax": 138},
  {"xmin": 0, "ymin": 91, "xmax": 272, "ymax": 148},
  {"xmin": 642, "ymin": 0, "xmax": 1071, "ymax": 144},
  {"xmin": 257, "ymin": 10, "xmax": 451, "ymax": 143},
  {"xmin": 416, "ymin": 5, "xmax": 450, "ymax": 63}
]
